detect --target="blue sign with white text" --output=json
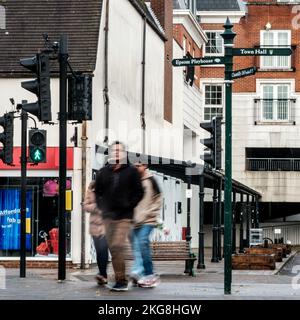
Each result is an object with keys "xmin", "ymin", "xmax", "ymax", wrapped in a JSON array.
[{"xmin": 0, "ymin": 189, "xmax": 32, "ymax": 250}]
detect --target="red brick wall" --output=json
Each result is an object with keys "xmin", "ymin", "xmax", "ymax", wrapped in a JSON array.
[
  {"xmin": 173, "ymin": 24, "xmax": 202, "ymax": 88},
  {"xmin": 151, "ymin": 0, "xmax": 173, "ymax": 122},
  {"xmin": 200, "ymin": 3, "xmax": 300, "ymax": 93}
]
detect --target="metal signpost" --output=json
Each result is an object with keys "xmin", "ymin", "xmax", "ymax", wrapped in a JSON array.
[{"xmin": 172, "ymin": 17, "xmax": 292, "ymax": 295}]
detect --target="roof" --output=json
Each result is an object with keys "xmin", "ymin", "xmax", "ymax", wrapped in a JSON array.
[
  {"xmin": 197, "ymin": 0, "xmax": 243, "ymax": 11},
  {"xmin": 0, "ymin": 0, "xmax": 102, "ymax": 77},
  {"xmin": 129, "ymin": 0, "xmax": 166, "ymax": 41}
]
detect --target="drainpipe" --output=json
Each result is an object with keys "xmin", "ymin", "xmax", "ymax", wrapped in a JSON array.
[
  {"xmin": 81, "ymin": 121, "xmax": 87, "ymax": 269},
  {"xmin": 141, "ymin": 16, "xmax": 146, "ymax": 154},
  {"xmin": 103, "ymin": 0, "xmax": 110, "ymax": 145}
]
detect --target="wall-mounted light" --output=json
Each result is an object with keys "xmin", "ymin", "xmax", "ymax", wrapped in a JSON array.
[{"xmin": 265, "ymin": 22, "xmax": 272, "ymax": 31}]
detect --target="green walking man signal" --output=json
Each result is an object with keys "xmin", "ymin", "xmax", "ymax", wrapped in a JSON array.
[{"xmin": 28, "ymin": 129, "xmax": 47, "ymax": 163}]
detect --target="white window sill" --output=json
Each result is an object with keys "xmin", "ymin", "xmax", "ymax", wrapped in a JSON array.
[
  {"xmin": 258, "ymin": 68, "xmax": 294, "ymax": 72},
  {"xmin": 254, "ymin": 120, "xmax": 296, "ymax": 125}
]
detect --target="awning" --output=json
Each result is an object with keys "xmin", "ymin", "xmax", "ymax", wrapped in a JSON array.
[{"xmin": 95, "ymin": 145, "xmax": 261, "ymax": 198}]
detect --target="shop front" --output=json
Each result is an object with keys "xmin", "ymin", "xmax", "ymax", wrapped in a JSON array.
[{"xmin": 0, "ymin": 147, "xmax": 75, "ymax": 263}]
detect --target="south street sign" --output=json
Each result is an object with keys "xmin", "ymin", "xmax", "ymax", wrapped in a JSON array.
[
  {"xmin": 232, "ymin": 47, "xmax": 292, "ymax": 56},
  {"xmin": 230, "ymin": 66, "xmax": 256, "ymax": 79},
  {"xmin": 172, "ymin": 56, "xmax": 224, "ymax": 67}
]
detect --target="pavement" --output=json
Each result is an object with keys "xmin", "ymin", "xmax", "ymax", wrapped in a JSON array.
[{"xmin": 0, "ymin": 249, "xmax": 300, "ymax": 300}]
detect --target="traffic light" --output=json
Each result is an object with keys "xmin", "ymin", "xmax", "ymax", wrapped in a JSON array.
[
  {"xmin": 200, "ymin": 116, "xmax": 222, "ymax": 170},
  {"xmin": 0, "ymin": 112, "xmax": 14, "ymax": 165},
  {"xmin": 185, "ymin": 52, "xmax": 195, "ymax": 87},
  {"xmin": 20, "ymin": 52, "xmax": 52, "ymax": 122},
  {"xmin": 28, "ymin": 129, "xmax": 47, "ymax": 163},
  {"xmin": 68, "ymin": 74, "xmax": 92, "ymax": 122}
]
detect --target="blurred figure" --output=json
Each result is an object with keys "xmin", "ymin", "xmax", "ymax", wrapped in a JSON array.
[
  {"xmin": 83, "ymin": 181, "xmax": 108, "ymax": 285},
  {"xmin": 130, "ymin": 163, "xmax": 162, "ymax": 288},
  {"xmin": 94, "ymin": 141, "xmax": 144, "ymax": 291}
]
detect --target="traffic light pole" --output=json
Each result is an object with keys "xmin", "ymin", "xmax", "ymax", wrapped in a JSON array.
[
  {"xmin": 20, "ymin": 109, "xmax": 28, "ymax": 278},
  {"xmin": 197, "ymin": 174, "xmax": 205, "ymax": 269},
  {"xmin": 58, "ymin": 34, "xmax": 68, "ymax": 281},
  {"xmin": 221, "ymin": 18, "xmax": 236, "ymax": 295}
]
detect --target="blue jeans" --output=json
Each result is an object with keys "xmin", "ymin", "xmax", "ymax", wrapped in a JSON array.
[
  {"xmin": 131, "ymin": 225, "xmax": 154, "ymax": 277},
  {"xmin": 93, "ymin": 235, "xmax": 108, "ymax": 278}
]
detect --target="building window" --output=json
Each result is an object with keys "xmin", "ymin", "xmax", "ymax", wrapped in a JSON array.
[
  {"xmin": 257, "ymin": 84, "xmax": 291, "ymax": 122},
  {"xmin": 260, "ymin": 30, "xmax": 291, "ymax": 69},
  {"xmin": 204, "ymin": 84, "xmax": 223, "ymax": 120},
  {"xmin": 0, "ymin": 5, "xmax": 5, "ymax": 30},
  {"xmin": 204, "ymin": 31, "xmax": 224, "ymax": 56},
  {"xmin": 246, "ymin": 148, "xmax": 300, "ymax": 171}
]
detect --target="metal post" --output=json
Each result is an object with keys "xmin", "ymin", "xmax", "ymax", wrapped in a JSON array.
[
  {"xmin": 246, "ymin": 194, "xmax": 250, "ymax": 248},
  {"xmin": 184, "ymin": 174, "xmax": 192, "ymax": 273},
  {"xmin": 232, "ymin": 190, "xmax": 236, "ymax": 254},
  {"xmin": 80, "ymin": 121, "xmax": 87, "ymax": 269},
  {"xmin": 197, "ymin": 174, "xmax": 205, "ymax": 269},
  {"xmin": 251, "ymin": 195, "xmax": 255, "ymax": 229},
  {"xmin": 221, "ymin": 17, "xmax": 236, "ymax": 295},
  {"xmin": 211, "ymin": 183, "xmax": 219, "ymax": 262},
  {"xmin": 58, "ymin": 34, "xmax": 68, "ymax": 281},
  {"xmin": 255, "ymin": 196, "xmax": 260, "ymax": 228},
  {"xmin": 20, "ymin": 109, "xmax": 28, "ymax": 278},
  {"xmin": 217, "ymin": 178, "xmax": 222, "ymax": 261},
  {"xmin": 239, "ymin": 193, "xmax": 244, "ymax": 253}
]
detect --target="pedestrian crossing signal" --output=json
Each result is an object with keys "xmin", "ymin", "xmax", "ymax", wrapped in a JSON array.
[{"xmin": 28, "ymin": 129, "xmax": 46, "ymax": 163}]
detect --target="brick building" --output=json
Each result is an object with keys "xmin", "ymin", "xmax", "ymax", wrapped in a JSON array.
[{"xmin": 197, "ymin": 0, "xmax": 300, "ymax": 221}]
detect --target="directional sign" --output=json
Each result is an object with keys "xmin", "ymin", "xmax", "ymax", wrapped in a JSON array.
[
  {"xmin": 172, "ymin": 56, "xmax": 224, "ymax": 67},
  {"xmin": 232, "ymin": 47, "xmax": 292, "ymax": 56},
  {"xmin": 230, "ymin": 67, "xmax": 256, "ymax": 79}
]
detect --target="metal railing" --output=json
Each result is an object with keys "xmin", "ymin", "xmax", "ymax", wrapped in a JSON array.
[
  {"xmin": 262, "ymin": 223, "xmax": 300, "ymax": 245},
  {"xmin": 254, "ymin": 98, "xmax": 296, "ymax": 124},
  {"xmin": 247, "ymin": 158, "xmax": 300, "ymax": 171}
]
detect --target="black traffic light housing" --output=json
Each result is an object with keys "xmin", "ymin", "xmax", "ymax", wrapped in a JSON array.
[
  {"xmin": 185, "ymin": 52, "xmax": 195, "ymax": 87},
  {"xmin": 28, "ymin": 129, "xmax": 47, "ymax": 163},
  {"xmin": 0, "ymin": 112, "xmax": 14, "ymax": 165},
  {"xmin": 68, "ymin": 74, "xmax": 92, "ymax": 122},
  {"xmin": 200, "ymin": 116, "xmax": 222, "ymax": 170},
  {"xmin": 20, "ymin": 52, "xmax": 52, "ymax": 122}
]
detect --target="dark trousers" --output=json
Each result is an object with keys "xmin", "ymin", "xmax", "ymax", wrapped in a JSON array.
[{"xmin": 93, "ymin": 235, "xmax": 109, "ymax": 278}]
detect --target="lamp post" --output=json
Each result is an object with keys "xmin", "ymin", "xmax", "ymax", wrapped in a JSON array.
[{"xmin": 220, "ymin": 17, "xmax": 236, "ymax": 295}]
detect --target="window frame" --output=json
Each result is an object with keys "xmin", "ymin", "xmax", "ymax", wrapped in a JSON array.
[
  {"xmin": 260, "ymin": 30, "xmax": 291, "ymax": 70},
  {"xmin": 259, "ymin": 82, "xmax": 291, "ymax": 122},
  {"xmin": 203, "ymin": 83, "xmax": 224, "ymax": 121},
  {"xmin": 203, "ymin": 30, "xmax": 224, "ymax": 57}
]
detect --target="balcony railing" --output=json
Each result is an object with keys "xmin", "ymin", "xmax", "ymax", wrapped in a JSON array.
[
  {"xmin": 254, "ymin": 98, "xmax": 296, "ymax": 124},
  {"xmin": 246, "ymin": 158, "xmax": 300, "ymax": 171}
]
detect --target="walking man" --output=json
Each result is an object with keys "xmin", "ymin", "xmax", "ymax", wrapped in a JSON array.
[{"xmin": 94, "ymin": 141, "xmax": 144, "ymax": 291}]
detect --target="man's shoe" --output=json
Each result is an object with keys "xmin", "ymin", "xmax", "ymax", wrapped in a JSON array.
[
  {"xmin": 138, "ymin": 275, "xmax": 160, "ymax": 288},
  {"xmin": 95, "ymin": 274, "xmax": 108, "ymax": 285},
  {"xmin": 110, "ymin": 282, "xmax": 128, "ymax": 292}
]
